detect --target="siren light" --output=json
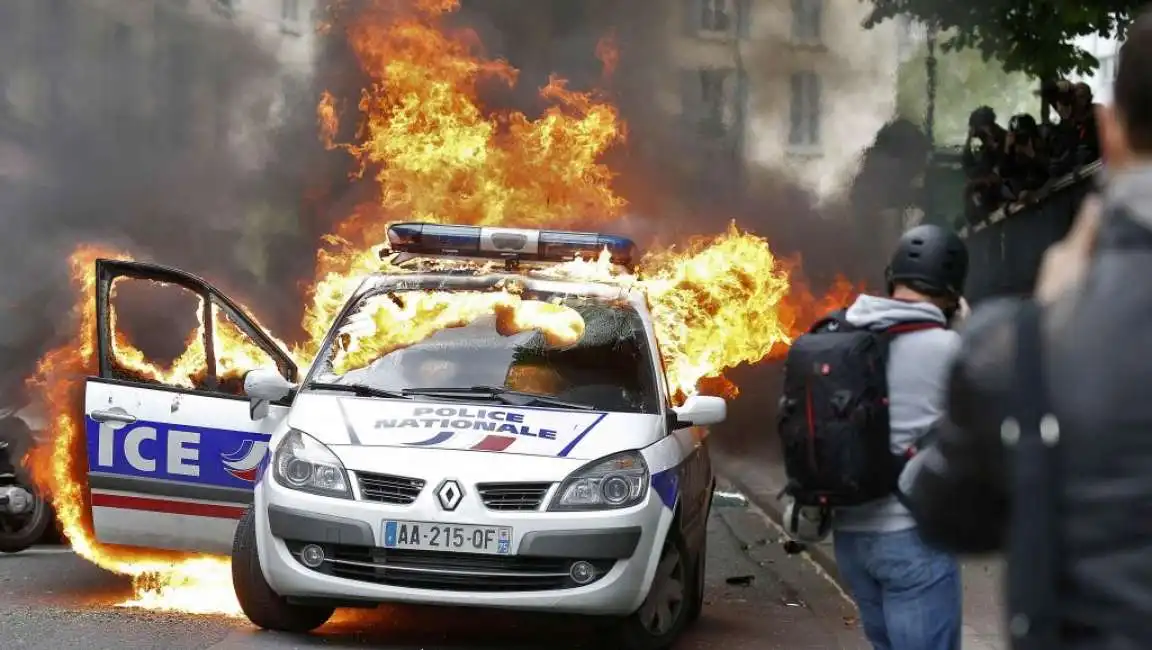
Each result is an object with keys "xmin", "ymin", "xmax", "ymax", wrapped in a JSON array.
[{"xmin": 385, "ymin": 222, "xmax": 638, "ymax": 267}]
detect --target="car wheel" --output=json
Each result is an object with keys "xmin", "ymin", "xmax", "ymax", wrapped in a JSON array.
[
  {"xmin": 0, "ymin": 489, "xmax": 52, "ymax": 553},
  {"xmin": 232, "ymin": 507, "xmax": 333, "ymax": 633},
  {"xmin": 39, "ymin": 502, "xmax": 63, "ymax": 545},
  {"xmin": 614, "ymin": 531, "xmax": 693, "ymax": 650}
]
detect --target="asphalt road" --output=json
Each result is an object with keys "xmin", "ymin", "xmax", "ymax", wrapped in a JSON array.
[{"xmin": 0, "ymin": 491, "xmax": 867, "ymax": 650}]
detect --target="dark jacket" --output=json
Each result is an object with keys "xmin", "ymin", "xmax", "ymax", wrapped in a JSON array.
[
  {"xmin": 909, "ymin": 166, "xmax": 1152, "ymax": 649},
  {"xmin": 962, "ymin": 126, "xmax": 1006, "ymax": 182},
  {"xmin": 1000, "ymin": 143, "xmax": 1050, "ymax": 195},
  {"xmin": 1050, "ymin": 109, "xmax": 1102, "ymax": 174}
]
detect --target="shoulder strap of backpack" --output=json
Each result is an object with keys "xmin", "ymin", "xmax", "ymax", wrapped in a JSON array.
[
  {"xmin": 1005, "ymin": 301, "xmax": 1061, "ymax": 650},
  {"xmin": 880, "ymin": 320, "xmax": 946, "ymax": 336}
]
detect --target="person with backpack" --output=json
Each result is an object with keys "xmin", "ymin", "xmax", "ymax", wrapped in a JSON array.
[{"xmin": 778, "ymin": 224, "xmax": 969, "ymax": 650}]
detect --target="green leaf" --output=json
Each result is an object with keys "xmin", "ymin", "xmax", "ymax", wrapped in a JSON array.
[
  {"xmin": 896, "ymin": 28, "xmax": 1039, "ymax": 145},
  {"xmin": 866, "ymin": 0, "xmax": 1140, "ymax": 78}
]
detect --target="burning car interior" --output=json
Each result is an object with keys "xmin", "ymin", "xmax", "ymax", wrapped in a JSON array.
[
  {"xmin": 101, "ymin": 264, "xmax": 296, "ymax": 399},
  {"xmin": 322, "ymin": 290, "xmax": 661, "ymax": 414}
]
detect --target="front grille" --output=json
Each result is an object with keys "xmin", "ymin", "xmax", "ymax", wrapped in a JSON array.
[
  {"xmin": 285, "ymin": 542, "xmax": 614, "ymax": 592},
  {"xmin": 356, "ymin": 472, "xmax": 425, "ymax": 505},
  {"xmin": 476, "ymin": 482, "xmax": 552, "ymax": 511}
]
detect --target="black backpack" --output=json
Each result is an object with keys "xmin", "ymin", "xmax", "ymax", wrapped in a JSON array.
[{"xmin": 777, "ymin": 309, "xmax": 943, "ymax": 509}]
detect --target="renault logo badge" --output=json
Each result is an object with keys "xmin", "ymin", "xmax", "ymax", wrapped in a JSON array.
[{"xmin": 436, "ymin": 479, "xmax": 464, "ymax": 511}]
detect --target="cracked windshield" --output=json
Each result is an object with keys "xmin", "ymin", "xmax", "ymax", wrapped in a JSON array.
[{"xmin": 315, "ymin": 286, "xmax": 660, "ymax": 413}]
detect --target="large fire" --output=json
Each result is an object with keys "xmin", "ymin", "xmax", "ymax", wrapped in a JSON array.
[{"xmin": 25, "ymin": 0, "xmax": 861, "ymax": 620}]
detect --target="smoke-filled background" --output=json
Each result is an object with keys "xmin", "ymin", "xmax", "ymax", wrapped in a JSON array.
[
  {"xmin": 0, "ymin": 0, "xmax": 926, "ymax": 444},
  {"xmin": 448, "ymin": 0, "xmax": 926, "ymax": 278},
  {"xmin": 0, "ymin": 0, "xmax": 363, "ymax": 395}
]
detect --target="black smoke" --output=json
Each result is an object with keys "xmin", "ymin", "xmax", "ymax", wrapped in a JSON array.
[{"xmin": 0, "ymin": 1, "xmax": 365, "ymax": 398}]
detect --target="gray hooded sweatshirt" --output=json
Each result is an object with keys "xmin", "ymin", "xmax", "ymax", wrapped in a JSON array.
[{"xmin": 834, "ymin": 294, "xmax": 962, "ymax": 533}]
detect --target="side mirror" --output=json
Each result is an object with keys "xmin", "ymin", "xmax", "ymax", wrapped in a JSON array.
[
  {"xmin": 671, "ymin": 395, "xmax": 727, "ymax": 429},
  {"xmin": 244, "ymin": 368, "xmax": 296, "ymax": 420}
]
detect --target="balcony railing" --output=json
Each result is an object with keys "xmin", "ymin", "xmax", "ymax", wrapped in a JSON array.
[{"xmin": 957, "ymin": 161, "xmax": 1100, "ymax": 303}]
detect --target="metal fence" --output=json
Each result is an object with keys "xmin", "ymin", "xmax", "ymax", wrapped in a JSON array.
[
  {"xmin": 922, "ymin": 146, "xmax": 968, "ymax": 229},
  {"xmin": 957, "ymin": 161, "xmax": 1101, "ymax": 304}
]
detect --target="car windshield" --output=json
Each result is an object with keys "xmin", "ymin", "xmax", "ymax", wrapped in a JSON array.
[{"xmin": 308, "ymin": 285, "xmax": 661, "ymax": 414}]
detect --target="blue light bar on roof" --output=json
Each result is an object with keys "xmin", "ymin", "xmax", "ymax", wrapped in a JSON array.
[{"xmin": 387, "ymin": 222, "xmax": 638, "ymax": 267}]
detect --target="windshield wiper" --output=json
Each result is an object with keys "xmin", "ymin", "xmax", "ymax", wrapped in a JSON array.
[
  {"xmin": 308, "ymin": 382, "xmax": 411, "ymax": 400},
  {"xmin": 402, "ymin": 385, "xmax": 594, "ymax": 410}
]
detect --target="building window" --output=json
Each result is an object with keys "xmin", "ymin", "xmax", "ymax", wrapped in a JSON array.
[
  {"xmin": 1097, "ymin": 54, "xmax": 1118, "ymax": 102},
  {"xmin": 791, "ymin": 0, "xmax": 822, "ymax": 43},
  {"xmin": 112, "ymin": 23, "xmax": 132, "ymax": 54},
  {"xmin": 700, "ymin": 69, "xmax": 732, "ymax": 136},
  {"xmin": 896, "ymin": 15, "xmax": 917, "ymax": 60},
  {"xmin": 1100, "ymin": 54, "xmax": 1117, "ymax": 80},
  {"xmin": 700, "ymin": 0, "xmax": 732, "ymax": 33},
  {"xmin": 789, "ymin": 71, "xmax": 821, "ymax": 147},
  {"xmin": 687, "ymin": 0, "xmax": 750, "ymax": 38},
  {"xmin": 682, "ymin": 68, "xmax": 746, "ymax": 140},
  {"xmin": 282, "ymin": 0, "xmax": 299, "ymax": 21}
]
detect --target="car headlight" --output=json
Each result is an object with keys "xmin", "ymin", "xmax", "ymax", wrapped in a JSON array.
[
  {"xmin": 549, "ymin": 451, "xmax": 649, "ymax": 511},
  {"xmin": 272, "ymin": 430, "xmax": 351, "ymax": 499}
]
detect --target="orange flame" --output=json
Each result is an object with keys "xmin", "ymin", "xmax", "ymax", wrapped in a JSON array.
[
  {"xmin": 331, "ymin": 290, "xmax": 587, "ymax": 375},
  {"xmin": 302, "ymin": 0, "xmax": 626, "ymax": 362},
  {"xmin": 25, "ymin": 248, "xmax": 240, "ymax": 615}
]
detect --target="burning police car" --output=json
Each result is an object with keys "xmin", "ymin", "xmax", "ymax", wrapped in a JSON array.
[{"xmin": 82, "ymin": 223, "xmax": 725, "ymax": 650}]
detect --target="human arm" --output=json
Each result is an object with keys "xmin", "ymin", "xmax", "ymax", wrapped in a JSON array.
[
  {"xmin": 907, "ymin": 298, "xmax": 1021, "ymax": 554},
  {"xmin": 910, "ymin": 197, "xmax": 1101, "ymax": 552}
]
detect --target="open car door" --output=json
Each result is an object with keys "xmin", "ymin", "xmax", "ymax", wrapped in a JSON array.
[{"xmin": 85, "ymin": 260, "xmax": 299, "ymax": 555}]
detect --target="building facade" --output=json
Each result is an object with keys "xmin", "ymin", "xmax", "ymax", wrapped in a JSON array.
[
  {"xmin": 3, "ymin": 0, "xmax": 905, "ymax": 207},
  {"xmin": 665, "ymin": 0, "xmax": 904, "ymax": 201},
  {"xmin": 1070, "ymin": 34, "xmax": 1121, "ymax": 104}
]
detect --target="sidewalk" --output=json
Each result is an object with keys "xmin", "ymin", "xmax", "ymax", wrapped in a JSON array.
[{"xmin": 711, "ymin": 434, "xmax": 1008, "ymax": 650}]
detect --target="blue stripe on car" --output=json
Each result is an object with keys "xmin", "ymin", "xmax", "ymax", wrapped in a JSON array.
[{"xmin": 651, "ymin": 466, "xmax": 680, "ymax": 509}]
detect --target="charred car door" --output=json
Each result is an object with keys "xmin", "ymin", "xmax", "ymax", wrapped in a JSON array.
[{"xmin": 85, "ymin": 260, "xmax": 298, "ymax": 555}]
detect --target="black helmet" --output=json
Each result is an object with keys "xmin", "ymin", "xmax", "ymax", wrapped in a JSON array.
[
  {"xmin": 1008, "ymin": 113, "xmax": 1038, "ymax": 137},
  {"xmin": 886, "ymin": 224, "xmax": 968, "ymax": 298}
]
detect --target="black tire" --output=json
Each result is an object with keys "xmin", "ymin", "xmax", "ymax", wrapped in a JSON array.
[
  {"xmin": 0, "ymin": 490, "xmax": 52, "ymax": 554},
  {"xmin": 39, "ymin": 503, "xmax": 63, "ymax": 545},
  {"xmin": 232, "ymin": 507, "xmax": 333, "ymax": 633},
  {"xmin": 613, "ymin": 530, "xmax": 696, "ymax": 650}
]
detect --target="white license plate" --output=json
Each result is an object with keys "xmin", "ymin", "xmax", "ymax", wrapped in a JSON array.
[{"xmin": 382, "ymin": 520, "xmax": 513, "ymax": 555}]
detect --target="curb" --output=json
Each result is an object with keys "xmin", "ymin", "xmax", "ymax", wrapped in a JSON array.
[{"xmin": 714, "ymin": 465, "xmax": 844, "ymax": 587}]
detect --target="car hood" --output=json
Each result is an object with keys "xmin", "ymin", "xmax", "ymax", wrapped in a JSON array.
[{"xmin": 286, "ymin": 393, "xmax": 664, "ymax": 460}]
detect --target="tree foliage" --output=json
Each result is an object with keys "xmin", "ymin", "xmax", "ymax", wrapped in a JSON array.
[
  {"xmin": 865, "ymin": 1, "xmax": 1142, "ymax": 78},
  {"xmin": 897, "ymin": 32, "xmax": 1038, "ymax": 144}
]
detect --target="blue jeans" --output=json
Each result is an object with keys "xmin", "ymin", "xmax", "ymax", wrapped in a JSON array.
[{"xmin": 833, "ymin": 527, "xmax": 962, "ymax": 650}]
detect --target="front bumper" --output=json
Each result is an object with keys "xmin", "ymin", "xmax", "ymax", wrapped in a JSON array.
[{"xmin": 254, "ymin": 447, "xmax": 673, "ymax": 616}]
